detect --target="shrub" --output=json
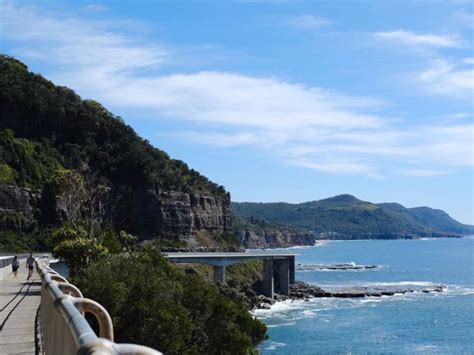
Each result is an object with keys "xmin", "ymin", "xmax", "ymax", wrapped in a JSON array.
[{"xmin": 75, "ymin": 246, "xmax": 267, "ymax": 354}]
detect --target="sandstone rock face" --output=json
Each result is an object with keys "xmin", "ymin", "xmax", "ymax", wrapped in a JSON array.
[
  {"xmin": 0, "ymin": 184, "xmax": 40, "ymax": 218},
  {"xmin": 235, "ymin": 228, "xmax": 316, "ymax": 249},
  {"xmin": 121, "ymin": 189, "xmax": 233, "ymax": 239},
  {"xmin": 0, "ymin": 184, "xmax": 233, "ymax": 243}
]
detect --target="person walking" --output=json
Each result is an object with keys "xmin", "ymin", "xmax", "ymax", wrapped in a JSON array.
[
  {"xmin": 26, "ymin": 253, "xmax": 35, "ymax": 279},
  {"xmin": 11, "ymin": 256, "xmax": 20, "ymax": 278}
]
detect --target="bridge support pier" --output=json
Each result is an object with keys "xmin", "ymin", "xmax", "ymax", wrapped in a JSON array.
[
  {"xmin": 275, "ymin": 259, "xmax": 290, "ymax": 296},
  {"xmin": 289, "ymin": 256, "xmax": 295, "ymax": 284},
  {"xmin": 213, "ymin": 266, "xmax": 226, "ymax": 284},
  {"xmin": 262, "ymin": 259, "xmax": 274, "ymax": 298}
]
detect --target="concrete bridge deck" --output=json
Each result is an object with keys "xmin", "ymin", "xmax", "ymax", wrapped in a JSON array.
[
  {"xmin": 0, "ymin": 262, "xmax": 41, "ymax": 355},
  {"xmin": 165, "ymin": 252, "xmax": 298, "ymax": 297}
]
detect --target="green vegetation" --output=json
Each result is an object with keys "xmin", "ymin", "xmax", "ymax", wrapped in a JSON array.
[
  {"xmin": 0, "ymin": 128, "xmax": 63, "ymax": 188},
  {"xmin": 0, "ymin": 211, "xmax": 48, "ymax": 252},
  {"xmin": 0, "ymin": 55, "xmax": 226, "ymax": 196},
  {"xmin": 75, "ymin": 246, "xmax": 267, "ymax": 354},
  {"xmin": 0, "ymin": 230, "xmax": 47, "ymax": 253},
  {"xmin": 233, "ymin": 194, "xmax": 474, "ymax": 239},
  {"xmin": 0, "ymin": 55, "xmax": 229, "ymax": 240}
]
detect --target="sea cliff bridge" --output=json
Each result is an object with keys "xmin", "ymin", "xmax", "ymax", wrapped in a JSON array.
[{"xmin": 0, "ymin": 251, "xmax": 296, "ymax": 354}]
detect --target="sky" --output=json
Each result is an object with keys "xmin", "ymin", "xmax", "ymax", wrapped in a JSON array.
[{"xmin": 0, "ymin": 0, "xmax": 473, "ymax": 224}]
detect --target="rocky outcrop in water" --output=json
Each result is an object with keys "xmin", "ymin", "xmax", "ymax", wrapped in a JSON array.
[
  {"xmin": 290, "ymin": 281, "xmax": 445, "ymax": 299},
  {"xmin": 296, "ymin": 263, "xmax": 378, "ymax": 271},
  {"xmin": 254, "ymin": 281, "xmax": 446, "ymax": 309}
]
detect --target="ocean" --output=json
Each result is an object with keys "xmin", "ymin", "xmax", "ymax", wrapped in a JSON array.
[{"xmin": 254, "ymin": 238, "xmax": 474, "ymax": 354}]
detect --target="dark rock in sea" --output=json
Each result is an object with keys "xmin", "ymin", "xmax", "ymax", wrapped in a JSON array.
[
  {"xmin": 253, "ymin": 281, "xmax": 446, "ymax": 310},
  {"xmin": 296, "ymin": 263, "xmax": 379, "ymax": 271},
  {"xmin": 326, "ymin": 284, "xmax": 446, "ymax": 297}
]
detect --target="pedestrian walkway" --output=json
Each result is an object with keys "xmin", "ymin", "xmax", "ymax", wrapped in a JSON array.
[{"xmin": 0, "ymin": 263, "xmax": 41, "ymax": 355}]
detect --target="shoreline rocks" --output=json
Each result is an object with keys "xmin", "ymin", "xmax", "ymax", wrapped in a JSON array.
[
  {"xmin": 296, "ymin": 263, "xmax": 378, "ymax": 271},
  {"xmin": 254, "ymin": 281, "xmax": 446, "ymax": 309}
]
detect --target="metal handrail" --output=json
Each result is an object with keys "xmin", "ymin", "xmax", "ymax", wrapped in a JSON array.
[{"xmin": 37, "ymin": 260, "xmax": 162, "ymax": 355}]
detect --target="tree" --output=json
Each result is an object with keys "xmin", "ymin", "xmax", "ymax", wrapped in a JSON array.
[
  {"xmin": 53, "ymin": 230, "xmax": 108, "ymax": 278},
  {"xmin": 75, "ymin": 246, "xmax": 267, "ymax": 354},
  {"xmin": 48, "ymin": 169, "xmax": 111, "ymax": 238}
]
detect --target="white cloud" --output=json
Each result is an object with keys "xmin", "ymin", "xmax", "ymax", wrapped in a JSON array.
[
  {"xmin": 453, "ymin": 10, "xmax": 474, "ymax": 28},
  {"xmin": 287, "ymin": 15, "xmax": 332, "ymax": 29},
  {"xmin": 446, "ymin": 112, "xmax": 471, "ymax": 120},
  {"xmin": 416, "ymin": 58, "xmax": 474, "ymax": 97},
  {"xmin": 401, "ymin": 169, "xmax": 449, "ymax": 177},
  {"xmin": 1, "ymin": 1, "xmax": 168, "ymax": 76},
  {"xmin": 374, "ymin": 30, "xmax": 463, "ymax": 48},
  {"xmin": 462, "ymin": 58, "xmax": 474, "ymax": 65},
  {"xmin": 1, "ymin": 1, "xmax": 472, "ymax": 178}
]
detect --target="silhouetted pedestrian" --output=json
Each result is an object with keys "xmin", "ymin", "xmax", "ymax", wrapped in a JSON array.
[
  {"xmin": 26, "ymin": 253, "xmax": 35, "ymax": 279},
  {"xmin": 12, "ymin": 256, "xmax": 20, "ymax": 278}
]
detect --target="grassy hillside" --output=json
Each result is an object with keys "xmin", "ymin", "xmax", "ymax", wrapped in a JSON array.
[{"xmin": 232, "ymin": 194, "xmax": 474, "ymax": 239}]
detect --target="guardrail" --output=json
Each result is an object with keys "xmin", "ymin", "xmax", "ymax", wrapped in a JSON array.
[
  {"xmin": 37, "ymin": 260, "xmax": 162, "ymax": 355},
  {"xmin": 0, "ymin": 255, "xmax": 28, "ymax": 280}
]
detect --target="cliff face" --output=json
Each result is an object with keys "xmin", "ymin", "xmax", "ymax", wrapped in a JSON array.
[
  {"xmin": 0, "ymin": 184, "xmax": 233, "ymax": 243},
  {"xmin": 0, "ymin": 55, "xmax": 234, "ymax": 249},
  {"xmin": 115, "ymin": 189, "xmax": 233, "ymax": 239},
  {"xmin": 235, "ymin": 228, "xmax": 316, "ymax": 249},
  {"xmin": 0, "ymin": 185, "xmax": 40, "ymax": 218},
  {"xmin": 233, "ymin": 216, "xmax": 317, "ymax": 249}
]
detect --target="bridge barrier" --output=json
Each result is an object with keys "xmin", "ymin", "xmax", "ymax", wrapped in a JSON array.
[
  {"xmin": 0, "ymin": 254, "xmax": 28, "ymax": 280},
  {"xmin": 0, "ymin": 256, "xmax": 14, "ymax": 280},
  {"xmin": 37, "ymin": 260, "xmax": 162, "ymax": 355}
]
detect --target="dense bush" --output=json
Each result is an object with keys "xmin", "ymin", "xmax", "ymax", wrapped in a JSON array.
[
  {"xmin": 0, "ymin": 55, "xmax": 228, "ymax": 197},
  {"xmin": 0, "ymin": 230, "xmax": 48, "ymax": 252},
  {"xmin": 0, "ymin": 128, "xmax": 62, "ymax": 188},
  {"xmin": 75, "ymin": 247, "xmax": 267, "ymax": 354}
]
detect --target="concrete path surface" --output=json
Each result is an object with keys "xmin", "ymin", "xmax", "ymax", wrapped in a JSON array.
[{"xmin": 0, "ymin": 263, "xmax": 41, "ymax": 355}]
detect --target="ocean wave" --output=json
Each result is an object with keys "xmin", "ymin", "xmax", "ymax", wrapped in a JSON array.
[
  {"xmin": 264, "ymin": 341, "xmax": 287, "ymax": 350},
  {"xmin": 444, "ymin": 285, "xmax": 474, "ymax": 296},
  {"xmin": 253, "ymin": 280, "xmax": 473, "ymax": 332},
  {"xmin": 266, "ymin": 322, "xmax": 296, "ymax": 328}
]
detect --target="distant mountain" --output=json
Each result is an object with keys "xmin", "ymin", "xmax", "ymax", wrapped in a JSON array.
[{"xmin": 232, "ymin": 194, "xmax": 474, "ymax": 240}]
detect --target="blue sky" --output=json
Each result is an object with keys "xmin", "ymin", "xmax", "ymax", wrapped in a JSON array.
[{"xmin": 1, "ymin": 0, "xmax": 473, "ymax": 223}]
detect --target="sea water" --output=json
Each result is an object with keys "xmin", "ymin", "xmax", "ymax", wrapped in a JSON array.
[{"xmin": 254, "ymin": 238, "xmax": 474, "ymax": 354}]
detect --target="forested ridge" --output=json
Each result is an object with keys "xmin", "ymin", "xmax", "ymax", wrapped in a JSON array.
[
  {"xmin": 233, "ymin": 194, "xmax": 474, "ymax": 239},
  {"xmin": 0, "ymin": 55, "xmax": 233, "ymax": 250},
  {"xmin": 0, "ymin": 55, "xmax": 226, "ymax": 195}
]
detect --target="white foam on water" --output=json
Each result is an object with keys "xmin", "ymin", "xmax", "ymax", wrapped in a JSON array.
[
  {"xmin": 302, "ymin": 310, "xmax": 317, "ymax": 317},
  {"xmin": 264, "ymin": 342, "xmax": 287, "ymax": 350},
  {"xmin": 444, "ymin": 284, "xmax": 474, "ymax": 296},
  {"xmin": 252, "ymin": 299, "xmax": 307, "ymax": 318},
  {"xmin": 266, "ymin": 322, "xmax": 296, "ymax": 328},
  {"xmin": 359, "ymin": 298, "xmax": 383, "ymax": 304},
  {"xmin": 364, "ymin": 281, "xmax": 437, "ymax": 286},
  {"xmin": 254, "ymin": 281, "xmax": 473, "ymax": 329},
  {"xmin": 415, "ymin": 344, "xmax": 439, "ymax": 351}
]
